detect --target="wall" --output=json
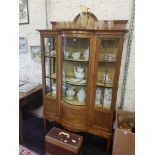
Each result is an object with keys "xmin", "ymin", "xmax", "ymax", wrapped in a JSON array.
[
  {"xmin": 19, "ymin": 0, "xmax": 135, "ymax": 117},
  {"xmin": 19, "ymin": 0, "xmax": 47, "ymax": 83},
  {"xmin": 123, "ymin": 32, "xmax": 135, "ymax": 111}
]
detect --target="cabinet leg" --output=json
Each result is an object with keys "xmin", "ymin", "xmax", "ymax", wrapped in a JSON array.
[{"xmin": 106, "ymin": 137, "xmax": 111, "ymax": 155}]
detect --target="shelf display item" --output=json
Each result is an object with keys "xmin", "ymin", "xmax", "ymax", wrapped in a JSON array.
[
  {"xmin": 103, "ymin": 88, "xmax": 112, "ymax": 108},
  {"xmin": 95, "ymin": 87, "xmax": 102, "ymax": 105},
  {"xmin": 77, "ymin": 88, "xmax": 86, "ymax": 102},
  {"xmin": 104, "ymin": 53, "xmax": 115, "ymax": 61},
  {"xmin": 71, "ymin": 52, "xmax": 81, "ymax": 59},
  {"xmin": 64, "ymin": 51, "xmax": 70, "ymax": 58},
  {"xmin": 66, "ymin": 87, "xmax": 76, "ymax": 99},
  {"xmin": 103, "ymin": 73, "xmax": 112, "ymax": 83},
  {"xmin": 74, "ymin": 66, "xmax": 86, "ymax": 80}
]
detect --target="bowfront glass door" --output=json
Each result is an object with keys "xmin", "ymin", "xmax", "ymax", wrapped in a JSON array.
[
  {"xmin": 95, "ymin": 38, "xmax": 119, "ymax": 110},
  {"xmin": 61, "ymin": 37, "xmax": 90, "ymax": 106}
]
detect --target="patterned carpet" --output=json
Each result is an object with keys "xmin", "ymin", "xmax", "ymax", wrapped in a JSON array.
[{"xmin": 19, "ymin": 145, "xmax": 39, "ymax": 155}]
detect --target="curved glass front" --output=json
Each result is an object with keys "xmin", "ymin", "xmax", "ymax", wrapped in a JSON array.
[{"xmin": 61, "ymin": 37, "xmax": 90, "ymax": 105}]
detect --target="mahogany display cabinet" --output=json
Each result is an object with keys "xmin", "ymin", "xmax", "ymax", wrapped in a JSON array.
[{"xmin": 38, "ymin": 14, "xmax": 128, "ymax": 155}]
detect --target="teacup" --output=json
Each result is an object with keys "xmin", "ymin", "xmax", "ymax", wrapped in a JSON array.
[{"xmin": 72, "ymin": 52, "xmax": 80, "ymax": 59}]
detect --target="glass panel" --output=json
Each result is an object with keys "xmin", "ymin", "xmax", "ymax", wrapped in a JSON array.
[
  {"xmin": 99, "ymin": 39, "xmax": 118, "ymax": 62},
  {"xmin": 95, "ymin": 39, "xmax": 119, "ymax": 109},
  {"xmin": 61, "ymin": 37, "xmax": 90, "ymax": 105},
  {"xmin": 44, "ymin": 37, "xmax": 57, "ymax": 98}
]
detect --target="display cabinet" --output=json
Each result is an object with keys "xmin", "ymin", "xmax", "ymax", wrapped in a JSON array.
[{"xmin": 38, "ymin": 13, "xmax": 128, "ymax": 155}]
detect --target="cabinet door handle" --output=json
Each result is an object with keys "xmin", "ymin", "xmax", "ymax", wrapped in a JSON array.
[{"xmin": 58, "ymin": 132, "xmax": 70, "ymax": 138}]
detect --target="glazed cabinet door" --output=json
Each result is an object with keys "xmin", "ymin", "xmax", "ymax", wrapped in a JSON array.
[
  {"xmin": 91, "ymin": 35, "xmax": 123, "ymax": 132},
  {"xmin": 41, "ymin": 33, "xmax": 59, "ymax": 120},
  {"xmin": 60, "ymin": 33, "xmax": 94, "ymax": 131}
]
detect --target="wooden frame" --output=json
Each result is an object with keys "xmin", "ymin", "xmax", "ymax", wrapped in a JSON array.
[
  {"xmin": 38, "ymin": 20, "xmax": 128, "ymax": 155},
  {"xmin": 19, "ymin": 0, "xmax": 29, "ymax": 24}
]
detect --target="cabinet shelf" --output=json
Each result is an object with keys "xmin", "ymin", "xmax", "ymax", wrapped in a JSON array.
[
  {"xmin": 65, "ymin": 78, "xmax": 87, "ymax": 86},
  {"xmin": 62, "ymin": 96, "xmax": 86, "ymax": 106},
  {"xmin": 63, "ymin": 58, "xmax": 88, "ymax": 62},
  {"xmin": 96, "ymin": 81, "xmax": 113, "ymax": 88},
  {"xmin": 66, "ymin": 81, "xmax": 87, "ymax": 86},
  {"xmin": 98, "ymin": 60, "xmax": 116, "ymax": 63}
]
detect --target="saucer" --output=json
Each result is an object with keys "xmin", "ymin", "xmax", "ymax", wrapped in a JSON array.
[
  {"xmin": 79, "ymin": 79, "xmax": 86, "ymax": 84},
  {"xmin": 67, "ymin": 96, "xmax": 74, "ymax": 100},
  {"xmin": 66, "ymin": 78, "xmax": 81, "ymax": 84}
]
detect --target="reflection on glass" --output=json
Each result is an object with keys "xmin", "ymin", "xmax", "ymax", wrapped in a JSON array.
[
  {"xmin": 61, "ymin": 38, "xmax": 90, "ymax": 105},
  {"xmin": 44, "ymin": 37, "xmax": 57, "ymax": 98},
  {"xmin": 95, "ymin": 39, "xmax": 119, "ymax": 109}
]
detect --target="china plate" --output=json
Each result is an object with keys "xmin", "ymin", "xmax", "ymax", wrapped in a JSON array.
[
  {"xmin": 79, "ymin": 79, "xmax": 87, "ymax": 84},
  {"xmin": 66, "ymin": 78, "xmax": 86, "ymax": 84}
]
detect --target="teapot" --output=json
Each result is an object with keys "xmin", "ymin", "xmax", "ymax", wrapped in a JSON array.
[
  {"xmin": 66, "ymin": 87, "xmax": 75, "ymax": 99},
  {"xmin": 77, "ymin": 88, "xmax": 86, "ymax": 102},
  {"xmin": 74, "ymin": 66, "xmax": 85, "ymax": 79}
]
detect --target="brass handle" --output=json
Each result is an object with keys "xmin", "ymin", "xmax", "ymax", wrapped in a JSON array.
[{"xmin": 58, "ymin": 132, "xmax": 70, "ymax": 138}]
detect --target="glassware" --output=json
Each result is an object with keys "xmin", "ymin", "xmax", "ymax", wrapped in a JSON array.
[
  {"xmin": 102, "ymin": 88, "xmax": 112, "ymax": 108},
  {"xmin": 77, "ymin": 88, "xmax": 86, "ymax": 102},
  {"xmin": 66, "ymin": 87, "xmax": 75, "ymax": 99}
]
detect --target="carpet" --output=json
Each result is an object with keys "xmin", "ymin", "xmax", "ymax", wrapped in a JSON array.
[{"xmin": 19, "ymin": 145, "xmax": 40, "ymax": 155}]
